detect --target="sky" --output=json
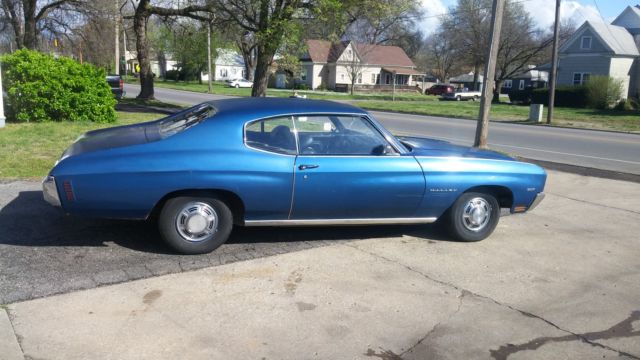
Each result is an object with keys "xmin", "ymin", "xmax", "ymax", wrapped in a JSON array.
[{"xmin": 419, "ymin": 0, "xmax": 638, "ymax": 34}]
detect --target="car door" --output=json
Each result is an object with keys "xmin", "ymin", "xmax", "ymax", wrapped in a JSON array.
[{"xmin": 290, "ymin": 115, "xmax": 425, "ymax": 220}]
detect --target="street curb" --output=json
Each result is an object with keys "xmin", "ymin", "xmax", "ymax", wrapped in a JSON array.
[{"xmin": 0, "ymin": 308, "xmax": 23, "ymax": 360}]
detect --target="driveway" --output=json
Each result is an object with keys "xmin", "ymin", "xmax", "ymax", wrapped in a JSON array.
[{"xmin": 1, "ymin": 169, "xmax": 639, "ymax": 359}]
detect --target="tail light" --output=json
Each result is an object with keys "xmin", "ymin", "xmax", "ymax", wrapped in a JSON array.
[{"xmin": 119, "ymin": 79, "xmax": 124, "ymax": 90}]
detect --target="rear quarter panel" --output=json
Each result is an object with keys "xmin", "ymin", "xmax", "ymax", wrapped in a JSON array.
[{"xmin": 50, "ymin": 113, "xmax": 294, "ymax": 220}]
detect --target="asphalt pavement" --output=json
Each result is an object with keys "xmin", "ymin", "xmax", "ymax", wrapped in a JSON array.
[
  {"xmin": 125, "ymin": 83, "xmax": 640, "ymax": 175},
  {"xmin": 2, "ymin": 169, "xmax": 639, "ymax": 359}
]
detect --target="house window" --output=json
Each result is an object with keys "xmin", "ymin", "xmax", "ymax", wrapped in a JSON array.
[
  {"xmin": 581, "ymin": 36, "xmax": 592, "ymax": 50},
  {"xmin": 220, "ymin": 68, "xmax": 228, "ymax": 77},
  {"xmin": 385, "ymin": 74, "xmax": 391, "ymax": 85},
  {"xmin": 357, "ymin": 73, "xmax": 362, "ymax": 84},
  {"xmin": 519, "ymin": 80, "xmax": 525, "ymax": 90},
  {"xmin": 341, "ymin": 73, "xmax": 345, "ymax": 81},
  {"xmin": 371, "ymin": 74, "xmax": 376, "ymax": 84},
  {"xmin": 301, "ymin": 68, "xmax": 307, "ymax": 81},
  {"xmin": 573, "ymin": 72, "xmax": 591, "ymax": 85},
  {"xmin": 504, "ymin": 80, "xmax": 512, "ymax": 88}
]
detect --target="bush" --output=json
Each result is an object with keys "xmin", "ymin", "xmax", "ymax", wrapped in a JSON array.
[
  {"xmin": 531, "ymin": 86, "xmax": 588, "ymax": 108},
  {"xmin": 585, "ymin": 75, "xmax": 623, "ymax": 109},
  {"xmin": 508, "ymin": 89, "xmax": 533, "ymax": 104},
  {"xmin": 165, "ymin": 69, "xmax": 180, "ymax": 81},
  {"xmin": 1, "ymin": 49, "xmax": 116, "ymax": 123},
  {"xmin": 614, "ymin": 98, "xmax": 637, "ymax": 111}
]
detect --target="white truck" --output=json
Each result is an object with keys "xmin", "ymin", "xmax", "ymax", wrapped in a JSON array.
[{"xmin": 441, "ymin": 89, "xmax": 481, "ymax": 101}]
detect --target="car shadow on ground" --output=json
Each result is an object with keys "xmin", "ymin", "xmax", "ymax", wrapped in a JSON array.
[{"xmin": 0, "ymin": 191, "xmax": 453, "ymax": 255}]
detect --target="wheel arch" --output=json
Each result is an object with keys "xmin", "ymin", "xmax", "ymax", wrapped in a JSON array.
[
  {"xmin": 148, "ymin": 189, "xmax": 246, "ymax": 225},
  {"xmin": 462, "ymin": 185, "xmax": 514, "ymax": 209}
]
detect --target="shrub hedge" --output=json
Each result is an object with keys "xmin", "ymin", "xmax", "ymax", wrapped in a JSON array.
[
  {"xmin": 530, "ymin": 86, "xmax": 588, "ymax": 108},
  {"xmin": 1, "ymin": 49, "xmax": 116, "ymax": 123}
]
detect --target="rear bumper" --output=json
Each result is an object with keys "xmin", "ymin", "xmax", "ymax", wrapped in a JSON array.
[
  {"xmin": 528, "ymin": 192, "xmax": 545, "ymax": 211},
  {"xmin": 42, "ymin": 176, "xmax": 61, "ymax": 207}
]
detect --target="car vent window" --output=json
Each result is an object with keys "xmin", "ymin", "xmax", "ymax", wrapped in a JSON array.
[
  {"xmin": 159, "ymin": 104, "xmax": 216, "ymax": 139},
  {"xmin": 245, "ymin": 117, "xmax": 297, "ymax": 155}
]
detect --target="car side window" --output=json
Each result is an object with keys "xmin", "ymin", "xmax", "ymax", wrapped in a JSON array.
[
  {"xmin": 245, "ymin": 117, "xmax": 297, "ymax": 155},
  {"xmin": 294, "ymin": 115, "xmax": 396, "ymax": 156}
]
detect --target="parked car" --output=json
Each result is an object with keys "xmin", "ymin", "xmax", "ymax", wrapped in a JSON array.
[
  {"xmin": 227, "ymin": 78, "xmax": 253, "ymax": 88},
  {"xmin": 425, "ymin": 84, "xmax": 454, "ymax": 96},
  {"xmin": 441, "ymin": 89, "xmax": 482, "ymax": 101},
  {"xmin": 43, "ymin": 98, "xmax": 546, "ymax": 254},
  {"xmin": 106, "ymin": 74, "xmax": 125, "ymax": 99}
]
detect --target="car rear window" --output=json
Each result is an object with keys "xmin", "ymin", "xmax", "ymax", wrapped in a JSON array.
[{"xmin": 159, "ymin": 103, "xmax": 216, "ymax": 138}]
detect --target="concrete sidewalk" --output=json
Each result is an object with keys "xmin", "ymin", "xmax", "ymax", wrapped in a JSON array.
[{"xmin": 2, "ymin": 170, "xmax": 640, "ymax": 359}]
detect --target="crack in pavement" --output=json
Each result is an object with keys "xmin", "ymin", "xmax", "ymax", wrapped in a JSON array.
[
  {"xmin": 399, "ymin": 290, "xmax": 469, "ymax": 358},
  {"xmin": 345, "ymin": 242, "xmax": 640, "ymax": 359},
  {"xmin": 490, "ymin": 310, "xmax": 640, "ymax": 360}
]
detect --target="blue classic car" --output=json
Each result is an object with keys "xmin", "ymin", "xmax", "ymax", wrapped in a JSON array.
[{"xmin": 43, "ymin": 98, "xmax": 546, "ymax": 254}]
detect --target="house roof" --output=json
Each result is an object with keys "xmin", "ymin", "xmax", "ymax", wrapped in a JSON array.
[
  {"xmin": 561, "ymin": 21, "xmax": 639, "ymax": 56},
  {"xmin": 304, "ymin": 40, "xmax": 416, "ymax": 67},
  {"xmin": 381, "ymin": 66, "xmax": 423, "ymax": 75},
  {"xmin": 449, "ymin": 72, "xmax": 483, "ymax": 83},
  {"xmin": 215, "ymin": 48, "xmax": 245, "ymax": 67},
  {"xmin": 612, "ymin": 5, "xmax": 640, "ymax": 30}
]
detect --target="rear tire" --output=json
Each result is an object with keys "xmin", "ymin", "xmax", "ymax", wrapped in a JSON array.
[
  {"xmin": 235, "ymin": 84, "xmax": 240, "ymax": 88},
  {"xmin": 158, "ymin": 196, "xmax": 233, "ymax": 254},
  {"xmin": 456, "ymin": 95, "xmax": 462, "ymax": 101},
  {"xmin": 447, "ymin": 192, "xmax": 500, "ymax": 242}
]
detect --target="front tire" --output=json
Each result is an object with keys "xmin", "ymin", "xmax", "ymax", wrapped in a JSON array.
[
  {"xmin": 447, "ymin": 192, "xmax": 500, "ymax": 242},
  {"xmin": 158, "ymin": 196, "xmax": 233, "ymax": 254},
  {"xmin": 235, "ymin": 84, "xmax": 240, "ymax": 88}
]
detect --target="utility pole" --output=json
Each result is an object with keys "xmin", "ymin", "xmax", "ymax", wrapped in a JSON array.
[
  {"xmin": 207, "ymin": 16, "xmax": 213, "ymax": 93},
  {"xmin": 547, "ymin": 0, "xmax": 561, "ymax": 124},
  {"xmin": 114, "ymin": 0, "xmax": 120, "ymax": 75},
  {"xmin": 474, "ymin": 0, "xmax": 505, "ymax": 148}
]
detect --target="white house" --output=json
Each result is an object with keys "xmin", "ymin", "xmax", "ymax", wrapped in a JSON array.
[
  {"xmin": 299, "ymin": 40, "xmax": 421, "ymax": 90},
  {"xmin": 202, "ymin": 48, "xmax": 246, "ymax": 82}
]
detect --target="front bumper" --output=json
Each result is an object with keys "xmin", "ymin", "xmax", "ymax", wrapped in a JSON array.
[
  {"xmin": 528, "ymin": 192, "xmax": 545, "ymax": 211},
  {"xmin": 42, "ymin": 175, "xmax": 61, "ymax": 207}
]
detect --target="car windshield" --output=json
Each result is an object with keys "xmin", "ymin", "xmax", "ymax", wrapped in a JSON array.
[{"xmin": 159, "ymin": 103, "xmax": 216, "ymax": 138}]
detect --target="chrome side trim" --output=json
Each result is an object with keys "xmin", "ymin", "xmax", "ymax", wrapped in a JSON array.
[
  {"xmin": 42, "ymin": 175, "xmax": 61, "ymax": 207},
  {"xmin": 527, "ymin": 192, "xmax": 545, "ymax": 211},
  {"xmin": 244, "ymin": 217, "xmax": 438, "ymax": 226}
]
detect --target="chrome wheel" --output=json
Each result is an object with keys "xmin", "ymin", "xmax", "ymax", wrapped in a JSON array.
[
  {"xmin": 175, "ymin": 202, "xmax": 218, "ymax": 242},
  {"xmin": 461, "ymin": 197, "xmax": 491, "ymax": 232}
]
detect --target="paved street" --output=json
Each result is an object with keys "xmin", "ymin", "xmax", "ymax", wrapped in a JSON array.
[
  {"xmin": 1, "ymin": 170, "xmax": 639, "ymax": 359},
  {"xmin": 125, "ymin": 84, "xmax": 640, "ymax": 175}
]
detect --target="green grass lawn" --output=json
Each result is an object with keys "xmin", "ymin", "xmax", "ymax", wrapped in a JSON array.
[
  {"xmin": 357, "ymin": 100, "xmax": 640, "ymax": 133},
  {"xmin": 127, "ymin": 78, "xmax": 434, "ymax": 102},
  {"xmin": 0, "ymin": 112, "xmax": 162, "ymax": 180}
]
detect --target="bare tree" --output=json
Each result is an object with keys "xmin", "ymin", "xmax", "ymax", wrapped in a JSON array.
[
  {"xmin": 422, "ymin": 28, "xmax": 460, "ymax": 83},
  {"xmin": 125, "ymin": 0, "xmax": 209, "ymax": 100},
  {"xmin": 211, "ymin": 0, "xmax": 310, "ymax": 97},
  {"xmin": 1, "ymin": 0, "xmax": 83, "ymax": 49},
  {"xmin": 342, "ymin": 42, "xmax": 374, "ymax": 95}
]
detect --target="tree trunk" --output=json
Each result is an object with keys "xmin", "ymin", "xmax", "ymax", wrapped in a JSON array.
[
  {"xmin": 134, "ymin": 10, "xmax": 154, "ymax": 100},
  {"xmin": 493, "ymin": 80, "xmax": 502, "ymax": 103},
  {"xmin": 473, "ymin": 62, "xmax": 481, "ymax": 91},
  {"xmin": 22, "ymin": 0, "xmax": 38, "ymax": 49},
  {"xmin": 251, "ymin": 47, "xmax": 272, "ymax": 97}
]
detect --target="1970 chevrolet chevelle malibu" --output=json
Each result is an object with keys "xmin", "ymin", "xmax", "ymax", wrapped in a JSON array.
[{"xmin": 43, "ymin": 98, "xmax": 546, "ymax": 254}]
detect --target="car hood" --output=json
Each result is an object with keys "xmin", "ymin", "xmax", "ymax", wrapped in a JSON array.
[
  {"xmin": 397, "ymin": 136, "xmax": 514, "ymax": 161},
  {"xmin": 60, "ymin": 121, "xmax": 162, "ymax": 160}
]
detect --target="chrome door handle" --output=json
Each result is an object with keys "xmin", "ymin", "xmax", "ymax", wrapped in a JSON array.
[{"xmin": 298, "ymin": 164, "xmax": 319, "ymax": 170}]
